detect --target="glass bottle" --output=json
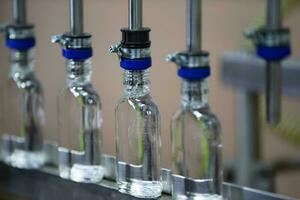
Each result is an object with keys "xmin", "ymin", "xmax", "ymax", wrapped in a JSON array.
[
  {"xmin": 57, "ymin": 59, "xmax": 104, "ymax": 183},
  {"xmin": 115, "ymin": 69, "xmax": 162, "ymax": 198},
  {"xmin": 0, "ymin": 68, "xmax": 5, "ymax": 161},
  {"xmin": 2, "ymin": 49, "xmax": 46, "ymax": 169},
  {"xmin": 171, "ymin": 79, "xmax": 223, "ymax": 200}
]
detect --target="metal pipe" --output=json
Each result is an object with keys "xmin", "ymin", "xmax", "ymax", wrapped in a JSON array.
[
  {"xmin": 70, "ymin": 0, "xmax": 84, "ymax": 35},
  {"xmin": 267, "ymin": 0, "xmax": 282, "ymax": 30},
  {"xmin": 237, "ymin": 91, "xmax": 260, "ymax": 186},
  {"xmin": 187, "ymin": 0, "xmax": 202, "ymax": 52},
  {"xmin": 128, "ymin": 0, "xmax": 142, "ymax": 30},
  {"xmin": 13, "ymin": 0, "xmax": 26, "ymax": 24},
  {"xmin": 266, "ymin": 62, "xmax": 282, "ymax": 125},
  {"xmin": 266, "ymin": 0, "xmax": 282, "ymax": 125}
]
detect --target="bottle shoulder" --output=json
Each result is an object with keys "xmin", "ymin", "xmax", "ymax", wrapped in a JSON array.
[
  {"xmin": 116, "ymin": 94, "xmax": 159, "ymax": 115},
  {"xmin": 173, "ymin": 107, "xmax": 220, "ymax": 129},
  {"xmin": 8, "ymin": 72, "xmax": 43, "ymax": 93},
  {"xmin": 60, "ymin": 83, "xmax": 101, "ymax": 106}
]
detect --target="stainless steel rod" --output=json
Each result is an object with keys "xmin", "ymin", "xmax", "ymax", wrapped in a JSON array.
[
  {"xmin": 266, "ymin": 61, "xmax": 282, "ymax": 125},
  {"xmin": 128, "ymin": 0, "xmax": 142, "ymax": 30},
  {"xmin": 70, "ymin": 0, "xmax": 84, "ymax": 35},
  {"xmin": 187, "ymin": 0, "xmax": 202, "ymax": 52},
  {"xmin": 13, "ymin": 0, "xmax": 26, "ymax": 24},
  {"xmin": 267, "ymin": 0, "xmax": 282, "ymax": 29},
  {"xmin": 266, "ymin": 0, "xmax": 282, "ymax": 125}
]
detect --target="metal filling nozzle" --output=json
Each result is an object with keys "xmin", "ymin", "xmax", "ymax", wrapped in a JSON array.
[
  {"xmin": 52, "ymin": 0, "xmax": 92, "ymax": 52},
  {"xmin": 246, "ymin": 0, "xmax": 290, "ymax": 126},
  {"xmin": 110, "ymin": 0, "xmax": 151, "ymax": 60},
  {"xmin": 167, "ymin": 0, "xmax": 208, "ymax": 69}
]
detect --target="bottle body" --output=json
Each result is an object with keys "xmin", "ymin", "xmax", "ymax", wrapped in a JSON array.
[
  {"xmin": 0, "ymin": 83, "xmax": 3, "ymax": 160},
  {"xmin": 2, "ymin": 49, "xmax": 46, "ymax": 169},
  {"xmin": 115, "ymin": 69, "xmax": 162, "ymax": 198},
  {"xmin": 57, "ymin": 59, "xmax": 104, "ymax": 183},
  {"xmin": 171, "ymin": 79, "xmax": 223, "ymax": 200}
]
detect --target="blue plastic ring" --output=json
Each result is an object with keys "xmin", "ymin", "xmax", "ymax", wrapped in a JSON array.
[
  {"xmin": 6, "ymin": 38, "xmax": 36, "ymax": 50},
  {"xmin": 62, "ymin": 48, "xmax": 93, "ymax": 60},
  {"xmin": 120, "ymin": 58, "xmax": 152, "ymax": 70},
  {"xmin": 178, "ymin": 67, "xmax": 211, "ymax": 80},
  {"xmin": 257, "ymin": 46, "xmax": 291, "ymax": 61}
]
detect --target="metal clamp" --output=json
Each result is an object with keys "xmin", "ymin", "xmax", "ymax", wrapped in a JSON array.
[
  {"xmin": 166, "ymin": 51, "xmax": 209, "ymax": 68},
  {"xmin": 5, "ymin": 24, "xmax": 35, "ymax": 39},
  {"xmin": 0, "ymin": 24, "xmax": 34, "ymax": 39},
  {"xmin": 0, "ymin": 24, "xmax": 36, "ymax": 51},
  {"xmin": 109, "ymin": 43, "xmax": 151, "ymax": 59},
  {"xmin": 245, "ymin": 27, "xmax": 290, "ymax": 47},
  {"xmin": 51, "ymin": 33, "xmax": 92, "ymax": 49}
]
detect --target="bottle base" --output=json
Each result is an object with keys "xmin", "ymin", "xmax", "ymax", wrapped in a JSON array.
[
  {"xmin": 69, "ymin": 164, "xmax": 104, "ymax": 183},
  {"xmin": 59, "ymin": 165, "xmax": 71, "ymax": 179},
  {"xmin": 173, "ymin": 193, "xmax": 223, "ymax": 200},
  {"xmin": 4, "ymin": 149, "xmax": 46, "ymax": 169},
  {"xmin": 118, "ymin": 179, "xmax": 162, "ymax": 199}
]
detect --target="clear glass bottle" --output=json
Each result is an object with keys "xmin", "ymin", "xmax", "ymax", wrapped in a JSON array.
[
  {"xmin": 0, "ymin": 71, "xmax": 4, "ymax": 161},
  {"xmin": 115, "ymin": 69, "xmax": 162, "ymax": 198},
  {"xmin": 57, "ymin": 59, "xmax": 104, "ymax": 183},
  {"xmin": 171, "ymin": 79, "xmax": 223, "ymax": 200},
  {"xmin": 2, "ymin": 49, "xmax": 46, "ymax": 169}
]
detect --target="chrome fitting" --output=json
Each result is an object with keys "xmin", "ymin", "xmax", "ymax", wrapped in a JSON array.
[
  {"xmin": 245, "ymin": 27, "xmax": 290, "ymax": 47},
  {"xmin": 51, "ymin": 33, "xmax": 92, "ymax": 49},
  {"xmin": 2, "ymin": 24, "xmax": 35, "ymax": 39},
  {"xmin": 166, "ymin": 51, "xmax": 209, "ymax": 68},
  {"xmin": 109, "ymin": 43, "xmax": 151, "ymax": 59}
]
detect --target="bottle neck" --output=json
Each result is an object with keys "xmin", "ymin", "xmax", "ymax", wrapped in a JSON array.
[
  {"xmin": 9, "ymin": 49, "xmax": 34, "ymax": 79},
  {"xmin": 123, "ymin": 69, "xmax": 150, "ymax": 97},
  {"xmin": 66, "ymin": 59, "xmax": 92, "ymax": 88},
  {"xmin": 181, "ymin": 79, "xmax": 209, "ymax": 109}
]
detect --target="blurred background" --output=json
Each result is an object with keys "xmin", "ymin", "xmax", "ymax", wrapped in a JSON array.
[{"xmin": 0, "ymin": 0, "xmax": 300, "ymax": 198}]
